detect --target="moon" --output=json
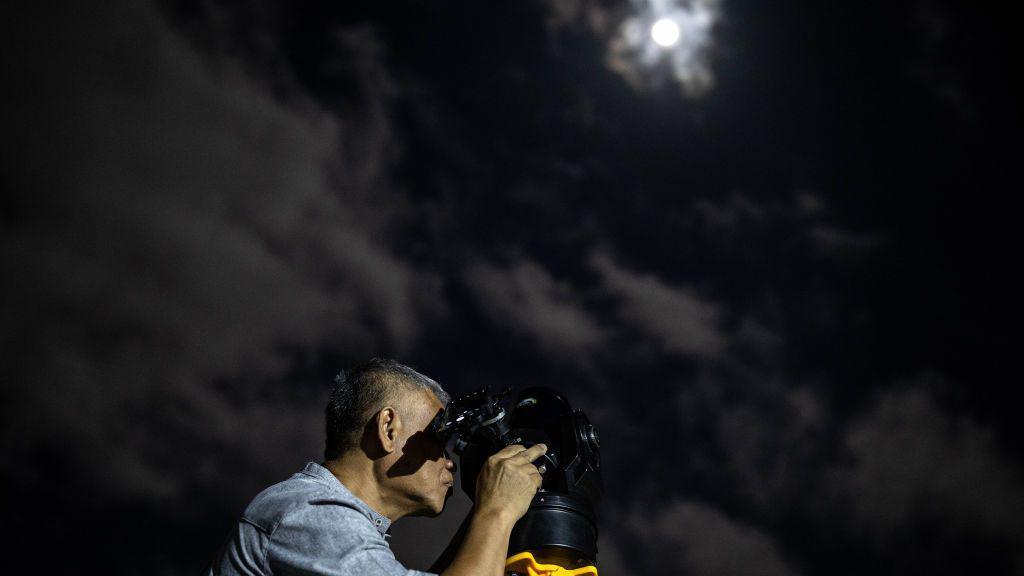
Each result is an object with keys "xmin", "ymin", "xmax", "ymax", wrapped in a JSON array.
[{"xmin": 651, "ymin": 18, "xmax": 680, "ymax": 47}]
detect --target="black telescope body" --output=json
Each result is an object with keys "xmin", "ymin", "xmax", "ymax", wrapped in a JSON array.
[{"xmin": 427, "ymin": 386, "xmax": 603, "ymax": 564}]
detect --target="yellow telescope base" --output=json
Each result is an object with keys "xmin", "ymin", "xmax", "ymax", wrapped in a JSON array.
[{"xmin": 505, "ymin": 551, "xmax": 598, "ymax": 576}]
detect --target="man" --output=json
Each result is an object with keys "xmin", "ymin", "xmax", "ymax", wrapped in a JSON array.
[{"xmin": 207, "ymin": 358, "xmax": 545, "ymax": 576}]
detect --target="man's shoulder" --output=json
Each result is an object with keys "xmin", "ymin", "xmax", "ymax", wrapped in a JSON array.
[{"xmin": 241, "ymin": 464, "xmax": 353, "ymax": 534}]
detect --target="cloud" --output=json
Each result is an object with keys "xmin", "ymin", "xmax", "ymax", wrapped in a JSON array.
[
  {"xmin": 617, "ymin": 499, "xmax": 801, "ymax": 576},
  {"xmin": 689, "ymin": 191, "xmax": 883, "ymax": 263},
  {"xmin": 710, "ymin": 387, "xmax": 826, "ymax": 511},
  {"xmin": 543, "ymin": 0, "xmax": 613, "ymax": 36},
  {"xmin": 0, "ymin": 0, "xmax": 438, "ymax": 511},
  {"xmin": 693, "ymin": 193, "xmax": 772, "ymax": 231},
  {"xmin": 539, "ymin": 0, "xmax": 719, "ymax": 95},
  {"xmin": 463, "ymin": 259, "xmax": 606, "ymax": 358},
  {"xmin": 606, "ymin": 0, "xmax": 720, "ymax": 96},
  {"xmin": 821, "ymin": 382, "xmax": 1024, "ymax": 542},
  {"xmin": 592, "ymin": 252, "xmax": 726, "ymax": 358},
  {"xmin": 806, "ymin": 225, "xmax": 882, "ymax": 255},
  {"xmin": 462, "ymin": 250, "xmax": 728, "ymax": 365}
]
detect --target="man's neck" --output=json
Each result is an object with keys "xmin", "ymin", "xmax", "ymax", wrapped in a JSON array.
[{"xmin": 323, "ymin": 456, "xmax": 405, "ymax": 522}]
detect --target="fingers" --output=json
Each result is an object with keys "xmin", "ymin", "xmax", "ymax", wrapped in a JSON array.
[
  {"xmin": 512, "ymin": 443, "xmax": 548, "ymax": 464},
  {"xmin": 492, "ymin": 444, "xmax": 529, "ymax": 459},
  {"xmin": 493, "ymin": 443, "xmax": 547, "ymax": 462}
]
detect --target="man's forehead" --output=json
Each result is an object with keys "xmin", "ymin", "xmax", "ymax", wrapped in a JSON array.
[
  {"xmin": 419, "ymin": 388, "xmax": 445, "ymax": 411},
  {"xmin": 397, "ymin": 387, "xmax": 444, "ymax": 415}
]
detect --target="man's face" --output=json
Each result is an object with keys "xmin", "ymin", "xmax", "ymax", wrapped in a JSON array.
[{"xmin": 386, "ymin": 389, "xmax": 455, "ymax": 517}]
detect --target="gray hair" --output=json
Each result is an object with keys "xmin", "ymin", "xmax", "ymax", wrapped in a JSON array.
[{"xmin": 324, "ymin": 358, "xmax": 449, "ymax": 459}]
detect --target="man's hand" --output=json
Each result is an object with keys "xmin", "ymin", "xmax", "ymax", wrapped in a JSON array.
[
  {"xmin": 474, "ymin": 443, "xmax": 546, "ymax": 524},
  {"xmin": 436, "ymin": 443, "xmax": 547, "ymax": 576}
]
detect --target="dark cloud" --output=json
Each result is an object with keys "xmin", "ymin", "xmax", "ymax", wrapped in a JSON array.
[
  {"xmin": 462, "ymin": 249, "xmax": 728, "ymax": 363},
  {"xmin": 822, "ymin": 380, "xmax": 1024, "ymax": 543},
  {"xmin": 620, "ymin": 498, "xmax": 800, "ymax": 576},
  {"xmin": 464, "ymin": 259, "xmax": 607, "ymax": 358},
  {"xmin": 592, "ymin": 251, "xmax": 726, "ymax": 358},
  {"xmin": 543, "ymin": 0, "xmax": 615, "ymax": 36},
  {"xmin": 806, "ymin": 224, "xmax": 882, "ymax": 255}
]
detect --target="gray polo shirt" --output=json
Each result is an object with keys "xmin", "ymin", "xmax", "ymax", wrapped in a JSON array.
[{"xmin": 207, "ymin": 462, "xmax": 436, "ymax": 576}]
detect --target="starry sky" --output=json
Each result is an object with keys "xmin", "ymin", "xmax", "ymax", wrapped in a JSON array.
[{"xmin": 1, "ymin": 0, "xmax": 1017, "ymax": 574}]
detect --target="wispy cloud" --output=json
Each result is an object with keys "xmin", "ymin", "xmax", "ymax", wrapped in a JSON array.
[
  {"xmin": 464, "ymin": 259, "xmax": 607, "ymax": 358},
  {"xmin": 592, "ymin": 251, "xmax": 726, "ymax": 358},
  {"xmin": 821, "ymin": 380, "xmax": 1024, "ymax": 542},
  {"xmin": 604, "ymin": 498, "xmax": 801, "ymax": 576},
  {"xmin": 607, "ymin": 0, "xmax": 720, "ymax": 96}
]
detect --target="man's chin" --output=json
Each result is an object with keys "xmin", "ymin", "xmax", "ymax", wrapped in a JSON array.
[
  {"xmin": 412, "ymin": 505, "xmax": 444, "ymax": 518},
  {"xmin": 431, "ymin": 487, "xmax": 454, "ymax": 516},
  {"xmin": 410, "ymin": 494, "xmax": 449, "ymax": 518}
]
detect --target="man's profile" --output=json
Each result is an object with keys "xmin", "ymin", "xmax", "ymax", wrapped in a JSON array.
[{"xmin": 207, "ymin": 358, "xmax": 545, "ymax": 576}]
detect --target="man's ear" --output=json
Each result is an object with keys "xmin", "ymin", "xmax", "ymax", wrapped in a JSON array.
[{"xmin": 375, "ymin": 406, "xmax": 401, "ymax": 454}]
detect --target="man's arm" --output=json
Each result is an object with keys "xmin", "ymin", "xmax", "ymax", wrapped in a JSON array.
[{"xmin": 435, "ymin": 444, "xmax": 546, "ymax": 576}]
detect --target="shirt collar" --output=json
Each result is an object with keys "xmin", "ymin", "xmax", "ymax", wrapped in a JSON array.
[{"xmin": 300, "ymin": 461, "xmax": 392, "ymax": 536}]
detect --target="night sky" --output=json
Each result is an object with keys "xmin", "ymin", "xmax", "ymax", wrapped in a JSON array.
[{"xmin": 1, "ymin": 0, "xmax": 1017, "ymax": 574}]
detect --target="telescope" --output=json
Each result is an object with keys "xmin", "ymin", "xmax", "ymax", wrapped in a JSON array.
[{"xmin": 428, "ymin": 386, "xmax": 603, "ymax": 576}]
